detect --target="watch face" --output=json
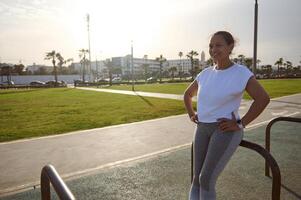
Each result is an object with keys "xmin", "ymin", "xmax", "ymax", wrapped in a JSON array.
[
  {"xmin": 238, "ymin": 123, "xmax": 244, "ymax": 129},
  {"xmin": 236, "ymin": 120, "xmax": 244, "ymax": 129}
]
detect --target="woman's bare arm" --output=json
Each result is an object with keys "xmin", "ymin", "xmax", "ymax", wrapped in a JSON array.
[
  {"xmin": 184, "ymin": 80, "xmax": 199, "ymax": 123},
  {"xmin": 218, "ymin": 76, "xmax": 270, "ymax": 132},
  {"xmin": 241, "ymin": 76, "xmax": 270, "ymax": 127}
]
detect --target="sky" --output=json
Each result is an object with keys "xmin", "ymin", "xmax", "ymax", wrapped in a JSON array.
[{"xmin": 0, "ymin": 0, "xmax": 300, "ymax": 66}]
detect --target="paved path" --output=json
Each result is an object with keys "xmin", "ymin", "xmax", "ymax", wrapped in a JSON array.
[
  {"xmin": 75, "ymin": 86, "xmax": 195, "ymax": 101},
  {"xmin": 0, "ymin": 89, "xmax": 300, "ymax": 196}
]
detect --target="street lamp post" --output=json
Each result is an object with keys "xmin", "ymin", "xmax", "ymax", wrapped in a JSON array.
[
  {"xmin": 252, "ymin": 0, "xmax": 258, "ymax": 75},
  {"xmin": 87, "ymin": 14, "xmax": 92, "ymax": 82},
  {"xmin": 131, "ymin": 40, "xmax": 134, "ymax": 91},
  {"xmin": 95, "ymin": 57, "xmax": 98, "ymax": 81}
]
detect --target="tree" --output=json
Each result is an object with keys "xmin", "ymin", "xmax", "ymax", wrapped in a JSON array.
[
  {"xmin": 237, "ymin": 54, "xmax": 246, "ymax": 65},
  {"xmin": 156, "ymin": 55, "xmax": 166, "ymax": 83},
  {"xmin": 262, "ymin": 65, "xmax": 272, "ymax": 78},
  {"xmin": 13, "ymin": 64, "xmax": 25, "ymax": 75},
  {"xmin": 274, "ymin": 57, "xmax": 283, "ymax": 77},
  {"xmin": 232, "ymin": 57, "xmax": 239, "ymax": 63},
  {"xmin": 178, "ymin": 51, "xmax": 183, "ymax": 80},
  {"xmin": 168, "ymin": 66, "xmax": 177, "ymax": 80},
  {"xmin": 244, "ymin": 58, "xmax": 253, "ymax": 70},
  {"xmin": 45, "ymin": 50, "xmax": 59, "ymax": 86},
  {"xmin": 0, "ymin": 65, "xmax": 13, "ymax": 84},
  {"xmin": 79, "ymin": 49, "xmax": 89, "ymax": 82},
  {"xmin": 186, "ymin": 50, "xmax": 198, "ymax": 79},
  {"xmin": 206, "ymin": 58, "xmax": 214, "ymax": 66},
  {"xmin": 56, "ymin": 53, "xmax": 73, "ymax": 74},
  {"xmin": 36, "ymin": 67, "xmax": 48, "ymax": 75},
  {"xmin": 285, "ymin": 60, "xmax": 293, "ymax": 76}
]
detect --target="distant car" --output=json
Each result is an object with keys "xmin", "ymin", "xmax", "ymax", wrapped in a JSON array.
[
  {"xmin": 45, "ymin": 80, "xmax": 66, "ymax": 86},
  {"xmin": 74, "ymin": 79, "xmax": 88, "ymax": 84},
  {"xmin": 30, "ymin": 81, "xmax": 45, "ymax": 86},
  {"xmin": 45, "ymin": 80, "xmax": 56, "ymax": 86},
  {"xmin": 96, "ymin": 78, "xmax": 108, "ymax": 83},
  {"xmin": 147, "ymin": 77, "xmax": 157, "ymax": 83},
  {"xmin": 112, "ymin": 77, "xmax": 122, "ymax": 83},
  {"xmin": 74, "ymin": 79, "xmax": 82, "ymax": 84},
  {"xmin": 1, "ymin": 81, "xmax": 15, "ymax": 85},
  {"xmin": 59, "ymin": 80, "xmax": 67, "ymax": 86}
]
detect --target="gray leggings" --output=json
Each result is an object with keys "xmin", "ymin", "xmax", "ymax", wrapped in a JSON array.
[{"xmin": 189, "ymin": 122, "xmax": 243, "ymax": 200}]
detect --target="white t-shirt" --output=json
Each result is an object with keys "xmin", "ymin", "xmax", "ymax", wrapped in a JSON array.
[{"xmin": 196, "ymin": 64, "xmax": 253, "ymax": 123}]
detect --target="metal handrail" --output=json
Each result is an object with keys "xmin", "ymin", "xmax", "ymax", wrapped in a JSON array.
[
  {"xmin": 191, "ymin": 139, "xmax": 281, "ymax": 200},
  {"xmin": 265, "ymin": 117, "xmax": 301, "ymax": 177},
  {"xmin": 41, "ymin": 164, "xmax": 75, "ymax": 200}
]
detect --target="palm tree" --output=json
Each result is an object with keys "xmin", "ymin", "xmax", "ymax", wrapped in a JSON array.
[
  {"xmin": 285, "ymin": 60, "xmax": 293, "ymax": 76},
  {"xmin": 186, "ymin": 50, "xmax": 198, "ymax": 79},
  {"xmin": 206, "ymin": 58, "xmax": 214, "ymax": 66},
  {"xmin": 45, "ymin": 50, "xmax": 60, "ymax": 86},
  {"xmin": 178, "ymin": 51, "xmax": 183, "ymax": 80},
  {"xmin": 237, "ymin": 54, "xmax": 246, "ymax": 65},
  {"xmin": 56, "ymin": 53, "xmax": 73, "ymax": 74},
  {"xmin": 244, "ymin": 57, "xmax": 252, "ymax": 68},
  {"xmin": 274, "ymin": 57, "xmax": 283, "ymax": 77},
  {"xmin": 232, "ymin": 57, "xmax": 239, "ymax": 63},
  {"xmin": 168, "ymin": 66, "xmax": 177, "ymax": 80},
  {"xmin": 0, "ymin": 65, "xmax": 13, "ymax": 84},
  {"xmin": 79, "ymin": 49, "xmax": 89, "ymax": 82},
  {"xmin": 283, "ymin": 62, "xmax": 287, "ymax": 76},
  {"xmin": 156, "ymin": 55, "xmax": 166, "ymax": 83}
]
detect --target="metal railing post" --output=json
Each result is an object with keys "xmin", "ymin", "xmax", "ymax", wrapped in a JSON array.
[
  {"xmin": 41, "ymin": 164, "xmax": 75, "ymax": 200},
  {"xmin": 191, "ymin": 142, "xmax": 193, "ymax": 183},
  {"xmin": 240, "ymin": 140, "xmax": 281, "ymax": 200},
  {"xmin": 191, "ymin": 139, "xmax": 281, "ymax": 200},
  {"xmin": 265, "ymin": 117, "xmax": 301, "ymax": 177}
]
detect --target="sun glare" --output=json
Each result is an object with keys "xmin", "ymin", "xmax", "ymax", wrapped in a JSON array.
[{"xmin": 64, "ymin": 0, "xmax": 163, "ymax": 58}]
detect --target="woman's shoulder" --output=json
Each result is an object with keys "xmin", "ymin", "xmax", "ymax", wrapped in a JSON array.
[
  {"xmin": 232, "ymin": 63, "xmax": 254, "ymax": 79},
  {"xmin": 233, "ymin": 63, "xmax": 253, "ymax": 72},
  {"xmin": 202, "ymin": 65, "xmax": 215, "ymax": 73},
  {"xmin": 196, "ymin": 66, "xmax": 214, "ymax": 81}
]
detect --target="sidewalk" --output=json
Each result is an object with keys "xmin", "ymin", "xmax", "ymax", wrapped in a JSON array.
[
  {"xmin": 0, "ymin": 90, "xmax": 300, "ymax": 196},
  {"xmin": 2, "ymin": 117, "xmax": 301, "ymax": 200},
  {"xmin": 75, "ymin": 86, "xmax": 194, "ymax": 101}
]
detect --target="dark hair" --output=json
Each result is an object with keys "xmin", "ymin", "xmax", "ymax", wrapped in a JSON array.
[{"xmin": 213, "ymin": 31, "xmax": 235, "ymax": 45}]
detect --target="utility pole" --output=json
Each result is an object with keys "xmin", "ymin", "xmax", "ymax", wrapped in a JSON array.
[
  {"xmin": 131, "ymin": 40, "xmax": 134, "ymax": 91},
  {"xmin": 87, "ymin": 14, "xmax": 92, "ymax": 82},
  {"xmin": 96, "ymin": 57, "xmax": 98, "ymax": 81},
  {"xmin": 253, "ymin": 0, "xmax": 258, "ymax": 76}
]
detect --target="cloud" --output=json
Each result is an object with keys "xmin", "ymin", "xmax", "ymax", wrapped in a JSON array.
[{"xmin": 0, "ymin": 0, "xmax": 61, "ymax": 21}]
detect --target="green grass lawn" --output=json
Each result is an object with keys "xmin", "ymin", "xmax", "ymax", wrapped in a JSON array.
[
  {"xmin": 105, "ymin": 78, "xmax": 301, "ymax": 99},
  {"xmin": 1, "ymin": 79, "xmax": 300, "ymax": 142},
  {"xmin": 0, "ymin": 88, "xmax": 188, "ymax": 142}
]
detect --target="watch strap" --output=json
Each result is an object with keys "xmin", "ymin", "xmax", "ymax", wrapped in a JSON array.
[{"xmin": 236, "ymin": 119, "xmax": 245, "ymax": 129}]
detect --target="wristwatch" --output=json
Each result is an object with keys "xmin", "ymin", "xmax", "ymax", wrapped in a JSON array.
[{"xmin": 236, "ymin": 119, "xmax": 245, "ymax": 129}]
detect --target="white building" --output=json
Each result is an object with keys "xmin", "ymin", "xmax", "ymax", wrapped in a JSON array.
[
  {"xmin": 200, "ymin": 51, "xmax": 206, "ymax": 70},
  {"xmin": 71, "ymin": 60, "xmax": 106, "ymax": 72},
  {"xmin": 112, "ymin": 55, "xmax": 162, "ymax": 75},
  {"xmin": 26, "ymin": 63, "xmax": 52, "ymax": 74},
  {"xmin": 112, "ymin": 56, "xmax": 195, "ymax": 76},
  {"xmin": 71, "ymin": 52, "xmax": 206, "ymax": 78},
  {"xmin": 166, "ymin": 59, "xmax": 192, "ymax": 75}
]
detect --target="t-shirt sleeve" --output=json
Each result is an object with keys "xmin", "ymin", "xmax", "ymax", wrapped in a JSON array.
[
  {"xmin": 240, "ymin": 67, "xmax": 254, "ymax": 90},
  {"xmin": 195, "ymin": 70, "xmax": 205, "ymax": 84}
]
